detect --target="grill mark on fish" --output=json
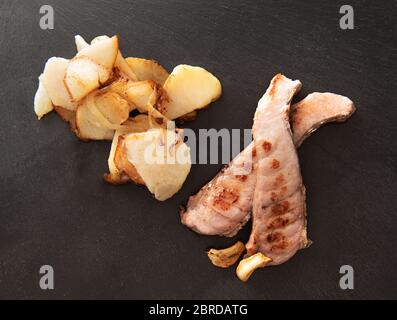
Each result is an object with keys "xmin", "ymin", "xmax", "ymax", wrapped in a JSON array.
[
  {"xmin": 271, "ymin": 159, "xmax": 280, "ymax": 169},
  {"xmin": 262, "ymin": 141, "xmax": 272, "ymax": 152}
]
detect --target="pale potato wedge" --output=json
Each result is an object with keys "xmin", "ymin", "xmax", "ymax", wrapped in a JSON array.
[
  {"xmin": 65, "ymin": 57, "xmax": 110, "ymax": 101},
  {"xmin": 76, "ymin": 35, "xmax": 118, "ymax": 70},
  {"xmin": 83, "ymin": 92, "xmax": 120, "ymax": 131},
  {"xmin": 115, "ymin": 52, "xmax": 139, "ymax": 82},
  {"xmin": 75, "ymin": 100, "xmax": 114, "ymax": 141},
  {"xmin": 162, "ymin": 65, "xmax": 222, "ymax": 120},
  {"xmin": 104, "ymin": 79, "xmax": 133, "ymax": 105},
  {"xmin": 113, "ymin": 135, "xmax": 145, "ymax": 185},
  {"xmin": 65, "ymin": 36, "xmax": 119, "ymax": 101},
  {"xmin": 91, "ymin": 35, "xmax": 138, "ymax": 82},
  {"xmin": 91, "ymin": 35, "xmax": 138, "ymax": 81},
  {"xmin": 120, "ymin": 114, "xmax": 164, "ymax": 133},
  {"xmin": 93, "ymin": 91, "xmax": 130, "ymax": 128},
  {"xmin": 104, "ymin": 132, "xmax": 133, "ymax": 185},
  {"xmin": 123, "ymin": 128, "xmax": 191, "ymax": 201},
  {"xmin": 105, "ymin": 115, "xmax": 164, "ymax": 185},
  {"xmin": 106, "ymin": 79, "xmax": 163, "ymax": 114},
  {"xmin": 145, "ymin": 99, "xmax": 169, "ymax": 127},
  {"xmin": 125, "ymin": 80, "xmax": 159, "ymax": 113},
  {"xmin": 126, "ymin": 57, "xmax": 169, "ymax": 86},
  {"xmin": 34, "ymin": 75, "xmax": 53, "ymax": 119},
  {"xmin": 75, "ymin": 35, "xmax": 89, "ymax": 52},
  {"xmin": 41, "ymin": 57, "xmax": 76, "ymax": 111}
]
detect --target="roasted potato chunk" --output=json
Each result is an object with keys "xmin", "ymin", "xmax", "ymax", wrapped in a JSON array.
[
  {"xmin": 162, "ymin": 65, "xmax": 222, "ymax": 120},
  {"xmin": 122, "ymin": 128, "xmax": 191, "ymax": 201},
  {"xmin": 126, "ymin": 57, "xmax": 169, "ymax": 86}
]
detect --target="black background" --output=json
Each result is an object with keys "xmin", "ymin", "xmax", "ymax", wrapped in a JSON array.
[{"xmin": 0, "ymin": 0, "xmax": 396, "ymax": 299}]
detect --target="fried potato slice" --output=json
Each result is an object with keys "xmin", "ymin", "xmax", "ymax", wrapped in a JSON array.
[
  {"xmin": 105, "ymin": 115, "xmax": 165, "ymax": 185},
  {"xmin": 91, "ymin": 36, "xmax": 138, "ymax": 82},
  {"xmin": 123, "ymin": 128, "xmax": 191, "ymax": 201},
  {"xmin": 34, "ymin": 75, "xmax": 53, "ymax": 119},
  {"xmin": 93, "ymin": 91, "xmax": 130, "ymax": 128},
  {"xmin": 77, "ymin": 88, "xmax": 131, "ymax": 135},
  {"xmin": 76, "ymin": 37, "xmax": 171, "ymax": 84},
  {"xmin": 124, "ymin": 80, "xmax": 159, "ymax": 113},
  {"xmin": 114, "ymin": 51, "xmax": 138, "ymax": 82},
  {"xmin": 162, "ymin": 65, "xmax": 222, "ymax": 120},
  {"xmin": 75, "ymin": 99, "xmax": 114, "ymax": 141},
  {"xmin": 126, "ymin": 57, "xmax": 169, "ymax": 86},
  {"xmin": 104, "ymin": 131, "xmax": 130, "ymax": 185},
  {"xmin": 208, "ymin": 241, "xmax": 246, "ymax": 268},
  {"xmin": 65, "ymin": 36, "xmax": 118, "ymax": 101},
  {"xmin": 76, "ymin": 35, "xmax": 118, "ymax": 70},
  {"xmin": 106, "ymin": 79, "xmax": 165, "ymax": 114},
  {"xmin": 120, "ymin": 114, "xmax": 164, "ymax": 133},
  {"xmin": 41, "ymin": 57, "xmax": 76, "ymax": 111},
  {"xmin": 112, "ymin": 135, "xmax": 145, "ymax": 185},
  {"xmin": 74, "ymin": 35, "xmax": 89, "ymax": 52},
  {"xmin": 65, "ymin": 57, "xmax": 110, "ymax": 102}
]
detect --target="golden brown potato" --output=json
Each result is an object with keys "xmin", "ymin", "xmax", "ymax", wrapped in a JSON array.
[
  {"xmin": 65, "ymin": 36, "xmax": 119, "ymax": 101},
  {"xmin": 120, "ymin": 114, "xmax": 164, "ymax": 132},
  {"xmin": 36, "ymin": 35, "xmax": 222, "ymax": 204},
  {"xmin": 105, "ymin": 115, "xmax": 165, "ymax": 185},
  {"xmin": 162, "ymin": 65, "xmax": 222, "ymax": 120},
  {"xmin": 105, "ymin": 79, "xmax": 169, "ymax": 125},
  {"xmin": 126, "ymin": 57, "xmax": 169, "ymax": 86},
  {"xmin": 75, "ymin": 100, "xmax": 114, "ymax": 141},
  {"xmin": 76, "ymin": 35, "xmax": 118, "ymax": 69},
  {"xmin": 64, "ymin": 57, "xmax": 109, "ymax": 102},
  {"xmin": 125, "ymin": 80, "xmax": 159, "ymax": 113},
  {"xmin": 113, "ymin": 136, "xmax": 145, "ymax": 185},
  {"xmin": 94, "ymin": 91, "xmax": 130, "ymax": 127},
  {"xmin": 105, "ymin": 79, "xmax": 154, "ymax": 112},
  {"xmin": 104, "ymin": 130, "xmax": 126, "ymax": 185},
  {"xmin": 89, "ymin": 35, "xmax": 138, "ymax": 82},
  {"xmin": 122, "ymin": 128, "xmax": 192, "ymax": 201},
  {"xmin": 76, "ymin": 90, "xmax": 131, "ymax": 139}
]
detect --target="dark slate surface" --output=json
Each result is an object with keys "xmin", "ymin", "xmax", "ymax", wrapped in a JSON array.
[{"xmin": 0, "ymin": 0, "xmax": 396, "ymax": 299}]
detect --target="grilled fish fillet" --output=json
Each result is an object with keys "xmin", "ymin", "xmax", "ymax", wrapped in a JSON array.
[
  {"xmin": 291, "ymin": 92, "xmax": 356, "ymax": 148},
  {"xmin": 181, "ymin": 92, "xmax": 355, "ymax": 238},
  {"xmin": 246, "ymin": 74, "xmax": 304, "ymax": 265}
]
